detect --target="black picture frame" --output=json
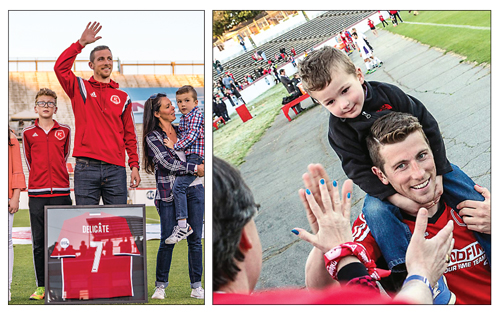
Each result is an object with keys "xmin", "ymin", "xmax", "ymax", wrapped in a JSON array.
[{"xmin": 44, "ymin": 204, "xmax": 148, "ymax": 304}]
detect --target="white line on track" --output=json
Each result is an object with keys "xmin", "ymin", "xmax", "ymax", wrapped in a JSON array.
[{"xmin": 402, "ymin": 22, "xmax": 489, "ymax": 30}]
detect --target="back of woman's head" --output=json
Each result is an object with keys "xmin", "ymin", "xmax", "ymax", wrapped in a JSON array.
[{"xmin": 213, "ymin": 157, "xmax": 258, "ymax": 291}]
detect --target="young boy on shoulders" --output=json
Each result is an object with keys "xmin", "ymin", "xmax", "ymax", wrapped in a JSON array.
[
  {"xmin": 22, "ymin": 88, "xmax": 72, "ymax": 300},
  {"xmin": 297, "ymin": 46, "xmax": 490, "ymax": 290},
  {"xmin": 163, "ymin": 85, "xmax": 204, "ymax": 244}
]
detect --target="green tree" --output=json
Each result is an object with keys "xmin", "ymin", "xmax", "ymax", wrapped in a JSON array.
[{"xmin": 213, "ymin": 10, "xmax": 263, "ymax": 39}]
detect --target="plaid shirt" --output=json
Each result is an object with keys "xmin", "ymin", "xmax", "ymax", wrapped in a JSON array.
[
  {"xmin": 174, "ymin": 106, "xmax": 204, "ymax": 159},
  {"xmin": 146, "ymin": 128, "xmax": 197, "ymax": 204}
]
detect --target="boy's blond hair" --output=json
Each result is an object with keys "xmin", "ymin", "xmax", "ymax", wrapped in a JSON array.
[
  {"xmin": 298, "ymin": 46, "xmax": 357, "ymax": 93},
  {"xmin": 35, "ymin": 88, "xmax": 57, "ymax": 104},
  {"xmin": 176, "ymin": 85, "xmax": 198, "ymax": 101}
]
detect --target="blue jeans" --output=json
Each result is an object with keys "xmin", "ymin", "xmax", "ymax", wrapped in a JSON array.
[
  {"xmin": 155, "ymin": 184, "xmax": 204, "ymax": 288},
  {"xmin": 173, "ymin": 154, "xmax": 203, "ymax": 221},
  {"xmin": 363, "ymin": 164, "xmax": 491, "ymax": 271},
  {"xmin": 74, "ymin": 157, "xmax": 128, "ymax": 205}
]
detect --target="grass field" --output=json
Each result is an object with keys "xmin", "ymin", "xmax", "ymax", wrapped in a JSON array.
[
  {"xmin": 382, "ymin": 11, "xmax": 490, "ymax": 64},
  {"xmin": 9, "ymin": 207, "xmax": 204, "ymax": 305},
  {"xmin": 214, "ymin": 11, "xmax": 491, "ymax": 166}
]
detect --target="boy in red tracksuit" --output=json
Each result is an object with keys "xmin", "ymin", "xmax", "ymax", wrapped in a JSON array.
[
  {"xmin": 54, "ymin": 21, "xmax": 141, "ymax": 205},
  {"xmin": 22, "ymin": 88, "xmax": 72, "ymax": 300}
]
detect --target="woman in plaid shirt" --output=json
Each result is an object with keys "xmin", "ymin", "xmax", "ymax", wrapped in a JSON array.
[{"xmin": 142, "ymin": 93, "xmax": 205, "ymax": 300}]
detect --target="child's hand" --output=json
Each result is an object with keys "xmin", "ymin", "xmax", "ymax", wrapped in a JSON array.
[{"xmin": 163, "ymin": 138, "xmax": 174, "ymax": 149}]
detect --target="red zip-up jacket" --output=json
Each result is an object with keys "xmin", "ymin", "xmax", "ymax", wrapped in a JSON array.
[
  {"xmin": 22, "ymin": 120, "xmax": 71, "ymax": 197},
  {"xmin": 54, "ymin": 41, "xmax": 139, "ymax": 169}
]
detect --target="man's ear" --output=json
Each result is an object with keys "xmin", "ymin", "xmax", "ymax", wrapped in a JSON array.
[
  {"xmin": 88, "ymin": 61, "xmax": 94, "ymax": 70},
  {"xmin": 238, "ymin": 226, "xmax": 253, "ymax": 252},
  {"xmin": 371, "ymin": 166, "xmax": 389, "ymax": 185}
]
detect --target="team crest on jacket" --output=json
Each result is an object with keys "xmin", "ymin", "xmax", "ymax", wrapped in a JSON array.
[
  {"xmin": 55, "ymin": 129, "xmax": 66, "ymax": 140},
  {"xmin": 110, "ymin": 95, "xmax": 121, "ymax": 105}
]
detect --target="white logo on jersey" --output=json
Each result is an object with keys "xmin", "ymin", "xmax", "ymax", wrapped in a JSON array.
[
  {"xmin": 32, "ymin": 133, "xmax": 38, "ymax": 137},
  {"xmin": 445, "ymin": 241, "xmax": 486, "ymax": 273},
  {"xmin": 110, "ymin": 95, "xmax": 121, "ymax": 105},
  {"xmin": 60, "ymin": 238, "xmax": 70, "ymax": 249},
  {"xmin": 55, "ymin": 129, "xmax": 65, "ymax": 140},
  {"xmin": 91, "ymin": 92, "xmax": 97, "ymax": 98}
]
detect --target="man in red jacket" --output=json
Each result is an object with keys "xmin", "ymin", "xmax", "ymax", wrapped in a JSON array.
[{"xmin": 54, "ymin": 22, "xmax": 140, "ymax": 205}]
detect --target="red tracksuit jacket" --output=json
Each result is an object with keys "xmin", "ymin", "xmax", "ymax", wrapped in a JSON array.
[
  {"xmin": 22, "ymin": 119, "xmax": 71, "ymax": 197},
  {"xmin": 54, "ymin": 41, "xmax": 139, "ymax": 169}
]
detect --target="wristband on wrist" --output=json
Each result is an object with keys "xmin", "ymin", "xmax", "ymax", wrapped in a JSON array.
[
  {"xmin": 403, "ymin": 275, "xmax": 434, "ymax": 297},
  {"xmin": 323, "ymin": 242, "xmax": 391, "ymax": 281}
]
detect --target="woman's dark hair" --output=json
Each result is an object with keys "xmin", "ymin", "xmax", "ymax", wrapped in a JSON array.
[
  {"xmin": 142, "ymin": 94, "xmax": 166, "ymax": 175},
  {"xmin": 213, "ymin": 157, "xmax": 258, "ymax": 291}
]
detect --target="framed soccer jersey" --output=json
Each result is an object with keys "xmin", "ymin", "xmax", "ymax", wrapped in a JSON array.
[{"xmin": 44, "ymin": 205, "xmax": 147, "ymax": 304}]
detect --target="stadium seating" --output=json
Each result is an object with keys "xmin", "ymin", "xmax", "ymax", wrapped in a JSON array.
[
  {"xmin": 213, "ymin": 10, "xmax": 375, "ymax": 84},
  {"xmin": 9, "ymin": 71, "xmax": 204, "ymax": 191}
]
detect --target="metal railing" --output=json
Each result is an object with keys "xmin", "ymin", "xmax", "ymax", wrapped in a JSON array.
[{"xmin": 9, "ymin": 59, "xmax": 204, "ymax": 75}]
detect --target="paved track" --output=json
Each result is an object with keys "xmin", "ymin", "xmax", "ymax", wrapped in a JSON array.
[{"xmin": 237, "ymin": 29, "xmax": 491, "ymax": 290}]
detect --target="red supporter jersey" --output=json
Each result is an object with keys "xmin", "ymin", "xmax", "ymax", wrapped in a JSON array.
[
  {"xmin": 50, "ymin": 212, "xmax": 140, "ymax": 300},
  {"xmin": 22, "ymin": 119, "xmax": 71, "ymax": 197},
  {"xmin": 352, "ymin": 203, "xmax": 491, "ymax": 304},
  {"xmin": 214, "ymin": 285, "xmax": 411, "ymax": 304}
]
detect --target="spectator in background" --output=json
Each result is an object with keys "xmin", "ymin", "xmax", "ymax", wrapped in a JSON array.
[
  {"xmin": 280, "ymin": 69, "xmax": 304, "ymax": 113},
  {"xmin": 258, "ymin": 50, "xmax": 267, "ymax": 61},
  {"xmin": 223, "ymin": 88, "xmax": 236, "ymax": 107},
  {"xmin": 352, "ymin": 28, "xmax": 374, "ymax": 52},
  {"xmin": 222, "ymin": 74, "xmax": 234, "ymax": 89},
  {"xmin": 390, "ymin": 10, "xmax": 404, "ymax": 24},
  {"xmin": 214, "ymin": 96, "xmax": 230, "ymax": 122},
  {"xmin": 230, "ymin": 83, "xmax": 246, "ymax": 105},
  {"xmin": 240, "ymin": 39, "xmax": 247, "ymax": 52},
  {"xmin": 214, "ymin": 59, "xmax": 224, "ymax": 73},
  {"xmin": 389, "ymin": 11, "xmax": 399, "ymax": 26},
  {"xmin": 290, "ymin": 47, "xmax": 296, "ymax": 56},
  {"xmin": 367, "ymin": 19, "xmax": 378, "ymax": 37},
  {"xmin": 379, "ymin": 11, "xmax": 389, "ymax": 27}
]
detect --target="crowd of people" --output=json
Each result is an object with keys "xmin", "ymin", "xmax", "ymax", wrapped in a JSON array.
[{"xmin": 8, "ymin": 21, "xmax": 205, "ymax": 302}]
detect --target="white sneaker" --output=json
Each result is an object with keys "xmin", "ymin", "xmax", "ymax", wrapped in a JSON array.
[
  {"xmin": 190, "ymin": 286, "xmax": 204, "ymax": 299},
  {"xmin": 151, "ymin": 286, "xmax": 165, "ymax": 299},
  {"xmin": 165, "ymin": 224, "xmax": 193, "ymax": 244}
]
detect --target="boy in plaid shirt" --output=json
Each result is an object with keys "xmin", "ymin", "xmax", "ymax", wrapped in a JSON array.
[{"xmin": 164, "ymin": 85, "xmax": 204, "ymax": 243}]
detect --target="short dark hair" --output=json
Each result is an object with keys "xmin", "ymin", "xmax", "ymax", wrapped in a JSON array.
[
  {"xmin": 366, "ymin": 112, "xmax": 430, "ymax": 173},
  {"xmin": 298, "ymin": 45, "xmax": 357, "ymax": 93},
  {"xmin": 213, "ymin": 157, "xmax": 258, "ymax": 291},
  {"xmin": 89, "ymin": 45, "xmax": 112, "ymax": 63},
  {"xmin": 176, "ymin": 85, "xmax": 197, "ymax": 101}
]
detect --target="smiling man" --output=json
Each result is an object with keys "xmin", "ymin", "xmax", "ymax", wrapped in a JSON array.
[
  {"xmin": 361, "ymin": 112, "xmax": 491, "ymax": 304},
  {"xmin": 304, "ymin": 112, "xmax": 491, "ymax": 304},
  {"xmin": 54, "ymin": 22, "xmax": 141, "ymax": 205}
]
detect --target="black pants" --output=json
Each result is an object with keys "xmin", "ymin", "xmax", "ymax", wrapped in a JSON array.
[
  {"xmin": 381, "ymin": 20, "xmax": 388, "ymax": 27},
  {"xmin": 29, "ymin": 195, "xmax": 72, "ymax": 287}
]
